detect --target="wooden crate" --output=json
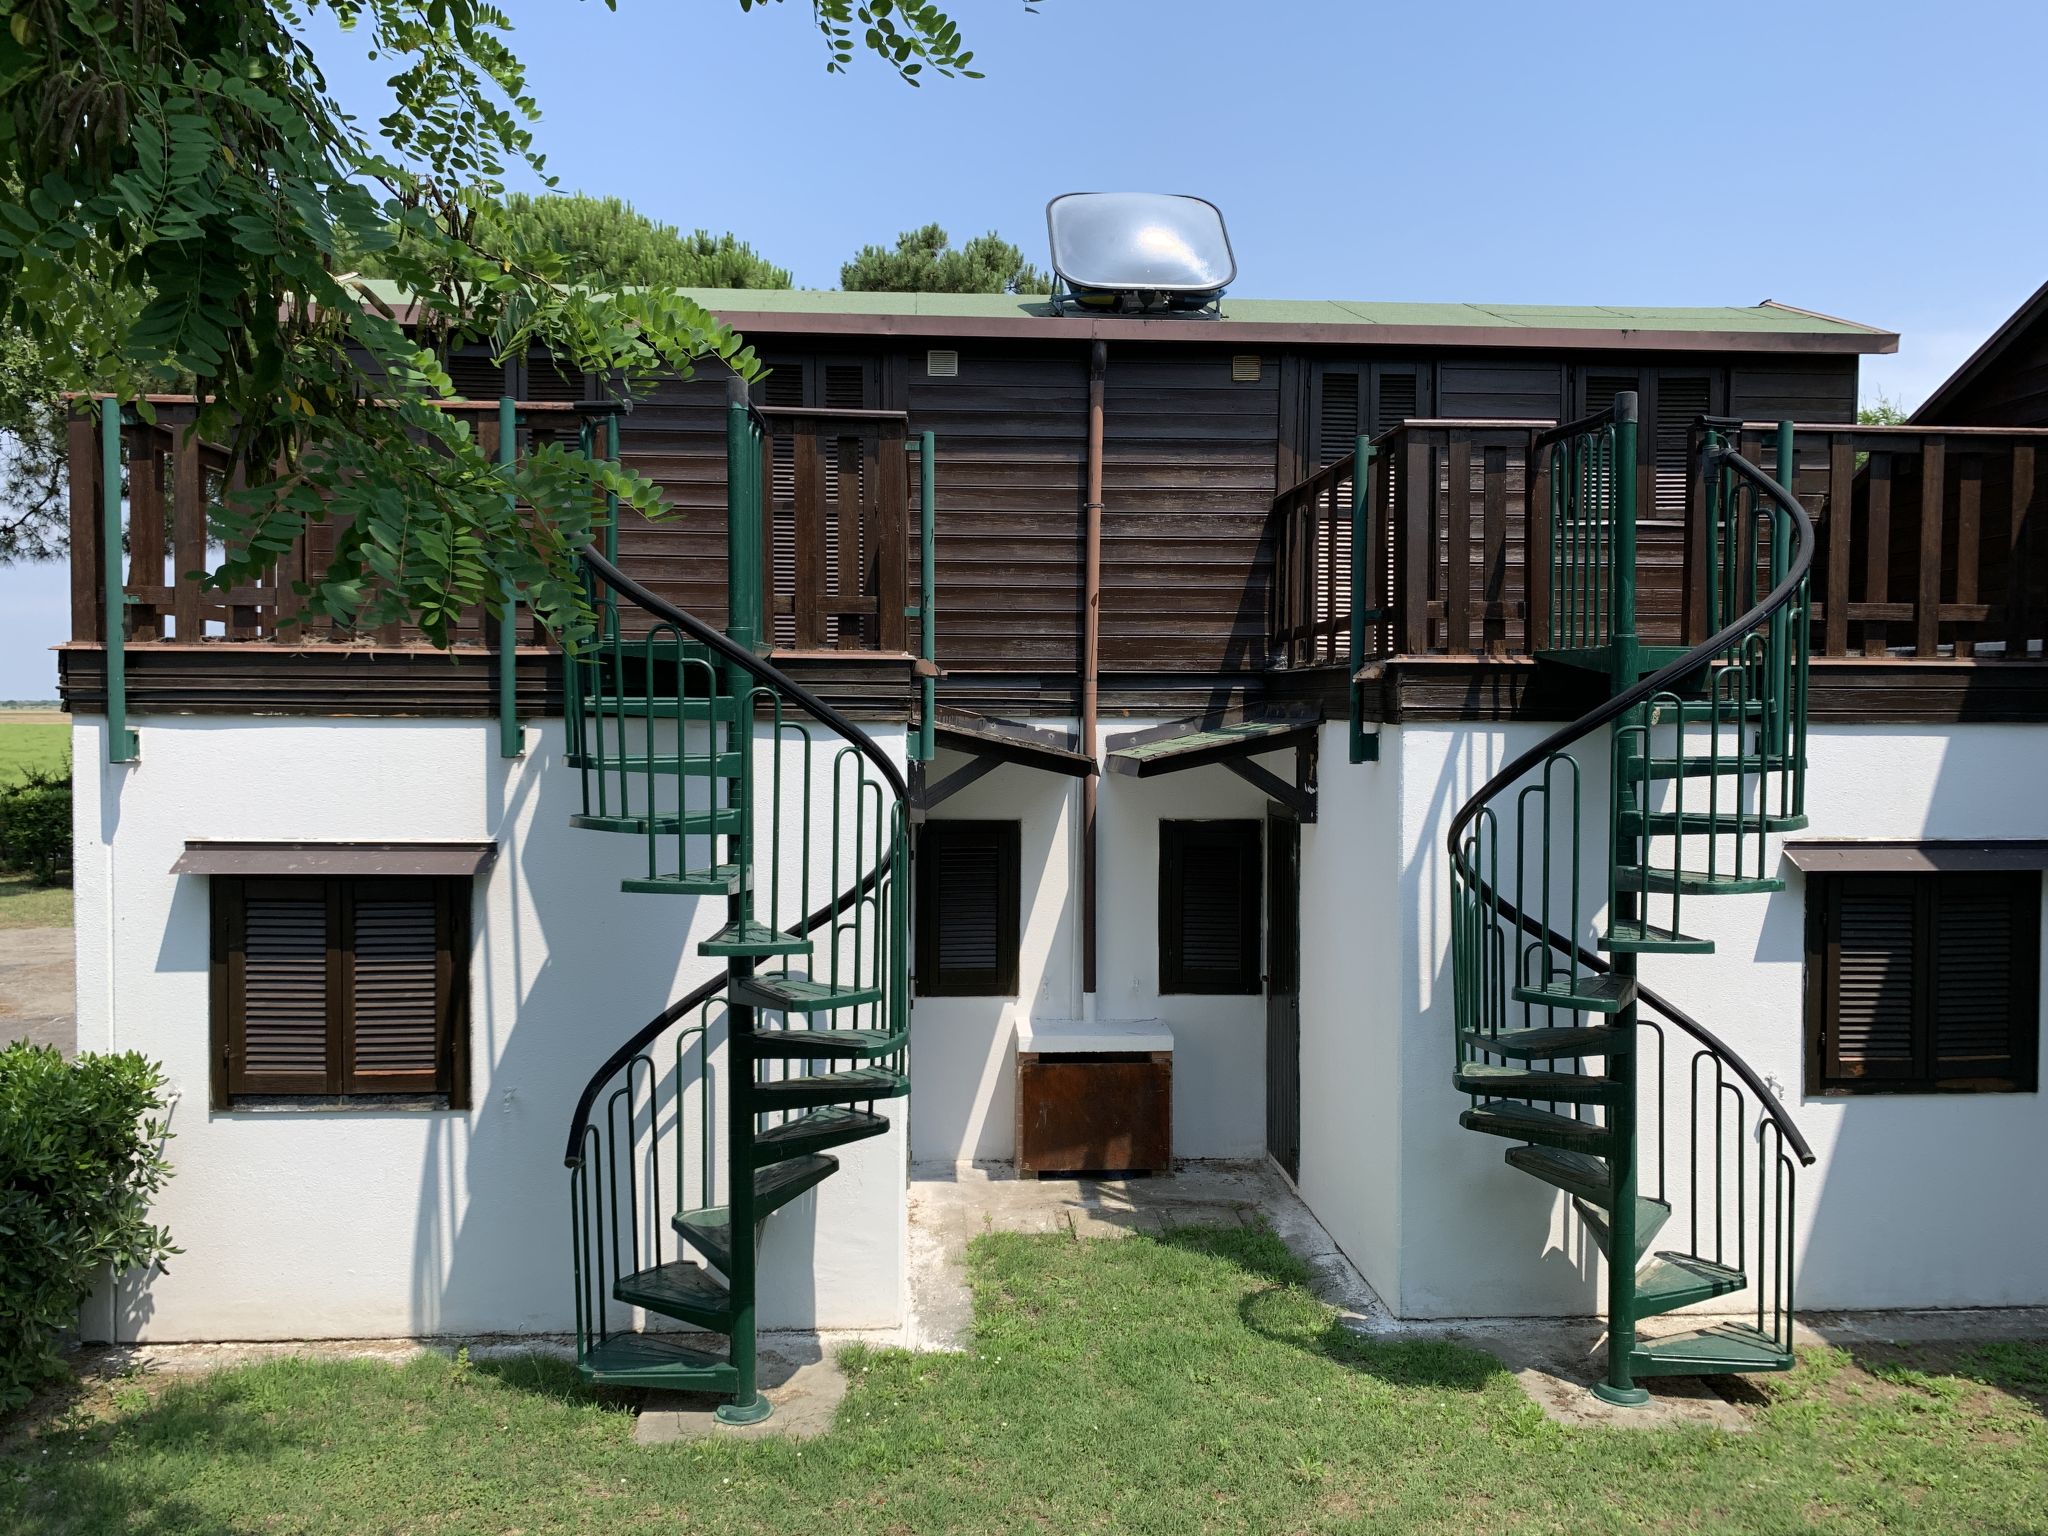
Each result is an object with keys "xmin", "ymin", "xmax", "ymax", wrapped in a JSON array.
[{"xmin": 1015, "ymin": 1050, "xmax": 1172, "ymax": 1176}]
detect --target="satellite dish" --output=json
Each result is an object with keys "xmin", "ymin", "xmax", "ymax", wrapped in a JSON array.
[{"xmin": 1046, "ymin": 192, "xmax": 1236, "ymax": 316}]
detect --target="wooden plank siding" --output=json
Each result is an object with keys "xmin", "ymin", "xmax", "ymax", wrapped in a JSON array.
[
  {"xmin": 1100, "ymin": 349, "xmax": 1280, "ymax": 675},
  {"xmin": 901, "ymin": 345, "xmax": 1089, "ymax": 681}
]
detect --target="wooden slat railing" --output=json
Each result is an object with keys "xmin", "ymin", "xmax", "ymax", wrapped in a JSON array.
[
  {"xmin": 65, "ymin": 395, "xmax": 569, "ymax": 647},
  {"xmin": 757, "ymin": 405, "xmax": 911, "ymax": 654},
  {"xmin": 1687, "ymin": 422, "xmax": 2048, "ymax": 660},
  {"xmin": 1269, "ymin": 419, "xmax": 1550, "ymax": 667}
]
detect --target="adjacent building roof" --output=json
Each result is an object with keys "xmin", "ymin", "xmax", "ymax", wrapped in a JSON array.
[
  {"xmin": 1911, "ymin": 276, "xmax": 2048, "ymax": 424},
  {"xmin": 357, "ymin": 279, "xmax": 1894, "ymax": 354}
]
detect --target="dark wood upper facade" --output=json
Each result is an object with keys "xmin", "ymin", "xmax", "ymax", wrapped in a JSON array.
[{"xmin": 66, "ymin": 294, "xmax": 2048, "ymax": 726}]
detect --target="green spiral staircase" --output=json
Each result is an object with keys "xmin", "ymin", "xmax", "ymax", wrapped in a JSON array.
[
  {"xmin": 1449, "ymin": 395, "xmax": 1820, "ymax": 1405},
  {"xmin": 560, "ymin": 399, "xmax": 917, "ymax": 1425}
]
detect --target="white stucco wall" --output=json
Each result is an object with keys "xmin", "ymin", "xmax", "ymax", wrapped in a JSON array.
[
  {"xmin": 71, "ymin": 713, "xmax": 909, "ymax": 1342},
  {"xmin": 1305, "ymin": 719, "xmax": 2048, "ymax": 1319},
  {"xmin": 1294, "ymin": 722, "xmax": 1404, "ymax": 1312},
  {"xmin": 908, "ymin": 720, "xmax": 1286, "ymax": 1167}
]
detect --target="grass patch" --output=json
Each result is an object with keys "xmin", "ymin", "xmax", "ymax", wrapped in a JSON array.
[
  {"xmin": 3, "ymin": 1223, "xmax": 2044, "ymax": 1534},
  {"xmin": 0, "ymin": 721, "xmax": 67, "ymax": 785},
  {"xmin": 0, "ymin": 874, "xmax": 70, "ymax": 929}
]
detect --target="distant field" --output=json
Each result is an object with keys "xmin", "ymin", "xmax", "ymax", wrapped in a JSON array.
[{"xmin": 0, "ymin": 719, "xmax": 68, "ymax": 784}]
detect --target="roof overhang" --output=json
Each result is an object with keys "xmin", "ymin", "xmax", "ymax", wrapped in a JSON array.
[
  {"xmin": 702, "ymin": 309, "xmax": 1897, "ymax": 355},
  {"xmin": 172, "ymin": 841, "xmax": 499, "ymax": 876}
]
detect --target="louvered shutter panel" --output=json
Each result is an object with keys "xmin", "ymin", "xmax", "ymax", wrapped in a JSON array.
[
  {"xmin": 936, "ymin": 844, "xmax": 998, "ymax": 973},
  {"xmin": 1373, "ymin": 369, "xmax": 1420, "ymax": 435},
  {"xmin": 1826, "ymin": 874, "xmax": 1921, "ymax": 1081},
  {"xmin": 1583, "ymin": 374, "xmax": 1634, "ymax": 420},
  {"xmin": 1160, "ymin": 822, "xmax": 1261, "ymax": 994},
  {"xmin": 237, "ymin": 882, "xmax": 334, "ymax": 1090},
  {"xmin": 916, "ymin": 822, "xmax": 1020, "ymax": 995},
  {"xmin": 1317, "ymin": 371, "xmax": 1360, "ymax": 466},
  {"xmin": 822, "ymin": 364, "xmax": 869, "ymax": 645},
  {"xmin": 1932, "ymin": 874, "xmax": 2034, "ymax": 1082},
  {"xmin": 447, "ymin": 351, "xmax": 510, "ymax": 401},
  {"xmin": 1654, "ymin": 376, "xmax": 1713, "ymax": 519},
  {"xmin": 348, "ymin": 882, "xmax": 446, "ymax": 1092},
  {"xmin": 764, "ymin": 365, "xmax": 805, "ymax": 646},
  {"xmin": 1314, "ymin": 372, "xmax": 1362, "ymax": 642}
]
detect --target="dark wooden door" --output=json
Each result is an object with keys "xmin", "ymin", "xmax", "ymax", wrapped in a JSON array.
[{"xmin": 1265, "ymin": 810, "xmax": 1301, "ymax": 1182}]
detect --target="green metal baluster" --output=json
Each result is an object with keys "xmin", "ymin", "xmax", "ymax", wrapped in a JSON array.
[
  {"xmin": 102, "ymin": 399, "xmax": 138, "ymax": 762},
  {"xmin": 718, "ymin": 395, "xmax": 771, "ymax": 1426},
  {"xmin": 1350, "ymin": 436, "xmax": 1377, "ymax": 762},
  {"xmin": 916, "ymin": 430, "xmax": 937, "ymax": 763},
  {"xmin": 1595, "ymin": 393, "xmax": 1648, "ymax": 1407},
  {"xmin": 498, "ymin": 396, "xmax": 522, "ymax": 757}
]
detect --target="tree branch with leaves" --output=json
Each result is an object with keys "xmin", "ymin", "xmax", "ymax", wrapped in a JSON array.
[{"xmin": 0, "ymin": 0, "xmax": 1019, "ymax": 640}]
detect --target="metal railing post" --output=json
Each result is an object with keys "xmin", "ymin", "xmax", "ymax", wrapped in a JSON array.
[
  {"xmin": 916, "ymin": 430, "xmax": 936, "ymax": 763},
  {"xmin": 1349, "ymin": 434, "xmax": 1377, "ymax": 763},
  {"xmin": 101, "ymin": 398, "xmax": 138, "ymax": 763},
  {"xmin": 497, "ymin": 396, "xmax": 522, "ymax": 757}
]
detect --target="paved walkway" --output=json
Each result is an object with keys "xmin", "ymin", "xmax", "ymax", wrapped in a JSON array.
[{"xmin": 0, "ymin": 925, "xmax": 74, "ymax": 1055}]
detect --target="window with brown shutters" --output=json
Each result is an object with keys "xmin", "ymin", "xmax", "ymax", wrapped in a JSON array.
[
  {"xmin": 1805, "ymin": 870, "xmax": 2040, "ymax": 1094},
  {"xmin": 212, "ymin": 875, "xmax": 470, "ymax": 1106},
  {"xmin": 1159, "ymin": 820, "xmax": 1262, "ymax": 995},
  {"xmin": 915, "ymin": 822, "xmax": 1020, "ymax": 997}
]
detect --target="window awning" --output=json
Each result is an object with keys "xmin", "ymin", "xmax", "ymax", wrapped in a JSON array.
[
  {"xmin": 932, "ymin": 708, "xmax": 1094, "ymax": 777},
  {"xmin": 1103, "ymin": 707, "xmax": 1322, "ymax": 820},
  {"xmin": 1105, "ymin": 710, "xmax": 1319, "ymax": 778},
  {"xmin": 1783, "ymin": 839, "xmax": 2048, "ymax": 873},
  {"xmin": 172, "ymin": 841, "xmax": 498, "ymax": 876}
]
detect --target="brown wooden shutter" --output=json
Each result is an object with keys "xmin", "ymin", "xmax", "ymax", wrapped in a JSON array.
[
  {"xmin": 447, "ymin": 350, "xmax": 510, "ymax": 401},
  {"xmin": 1160, "ymin": 821, "xmax": 1262, "ymax": 994},
  {"xmin": 1583, "ymin": 373, "xmax": 1634, "ymax": 420},
  {"xmin": 1316, "ymin": 371, "xmax": 1360, "ymax": 466},
  {"xmin": 215, "ymin": 875, "xmax": 468, "ymax": 1104},
  {"xmin": 1808, "ymin": 869, "xmax": 2039, "ymax": 1093},
  {"xmin": 1372, "ymin": 368, "xmax": 1421, "ymax": 434},
  {"xmin": 916, "ymin": 821, "xmax": 1021, "ymax": 996},
  {"xmin": 1653, "ymin": 376, "xmax": 1714, "ymax": 519},
  {"xmin": 1931, "ymin": 872, "xmax": 2039, "ymax": 1084},
  {"xmin": 232, "ymin": 878, "xmax": 337, "ymax": 1093},
  {"xmin": 1825, "ymin": 874, "xmax": 1920, "ymax": 1082},
  {"xmin": 346, "ymin": 880, "xmax": 447, "ymax": 1093},
  {"xmin": 764, "ymin": 364, "xmax": 805, "ymax": 646}
]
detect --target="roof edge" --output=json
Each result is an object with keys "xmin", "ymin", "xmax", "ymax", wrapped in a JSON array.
[{"xmin": 696, "ymin": 307, "xmax": 1898, "ymax": 355}]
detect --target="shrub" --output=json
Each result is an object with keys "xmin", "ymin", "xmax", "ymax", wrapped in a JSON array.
[
  {"xmin": 0, "ymin": 1045, "xmax": 177, "ymax": 1411},
  {"xmin": 0, "ymin": 767, "xmax": 70, "ymax": 885}
]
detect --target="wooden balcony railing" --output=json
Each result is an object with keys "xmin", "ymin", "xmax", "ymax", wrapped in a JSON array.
[
  {"xmin": 1270, "ymin": 419, "xmax": 1547, "ymax": 669},
  {"xmin": 65, "ymin": 394, "xmax": 564, "ymax": 647},
  {"xmin": 65, "ymin": 396, "xmax": 927, "ymax": 659},
  {"xmin": 1692, "ymin": 421, "xmax": 2048, "ymax": 660},
  {"xmin": 1271, "ymin": 416, "xmax": 2048, "ymax": 674},
  {"xmin": 757, "ymin": 405, "xmax": 913, "ymax": 654}
]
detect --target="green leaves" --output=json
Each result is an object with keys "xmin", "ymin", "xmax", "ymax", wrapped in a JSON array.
[
  {"xmin": 0, "ymin": 0, "xmax": 1002, "ymax": 633},
  {"xmin": 0, "ymin": 1044, "xmax": 177, "ymax": 1411}
]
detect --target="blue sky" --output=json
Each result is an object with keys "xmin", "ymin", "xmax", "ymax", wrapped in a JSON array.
[{"xmin": 6, "ymin": 0, "xmax": 2044, "ymax": 698}]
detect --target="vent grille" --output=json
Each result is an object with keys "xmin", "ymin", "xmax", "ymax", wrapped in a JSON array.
[{"xmin": 927, "ymin": 350, "xmax": 959, "ymax": 378}]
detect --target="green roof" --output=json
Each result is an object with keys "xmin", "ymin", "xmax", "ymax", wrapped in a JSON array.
[
  {"xmin": 676, "ymin": 289, "xmax": 1885, "ymax": 336},
  {"xmin": 352, "ymin": 278, "xmax": 1890, "ymax": 348}
]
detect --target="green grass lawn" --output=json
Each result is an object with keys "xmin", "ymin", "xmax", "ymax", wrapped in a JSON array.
[
  {"xmin": 3, "ymin": 1226, "xmax": 2043, "ymax": 1535},
  {"xmin": 0, "ymin": 874, "xmax": 71, "ymax": 929},
  {"xmin": 0, "ymin": 717, "xmax": 68, "ymax": 784}
]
